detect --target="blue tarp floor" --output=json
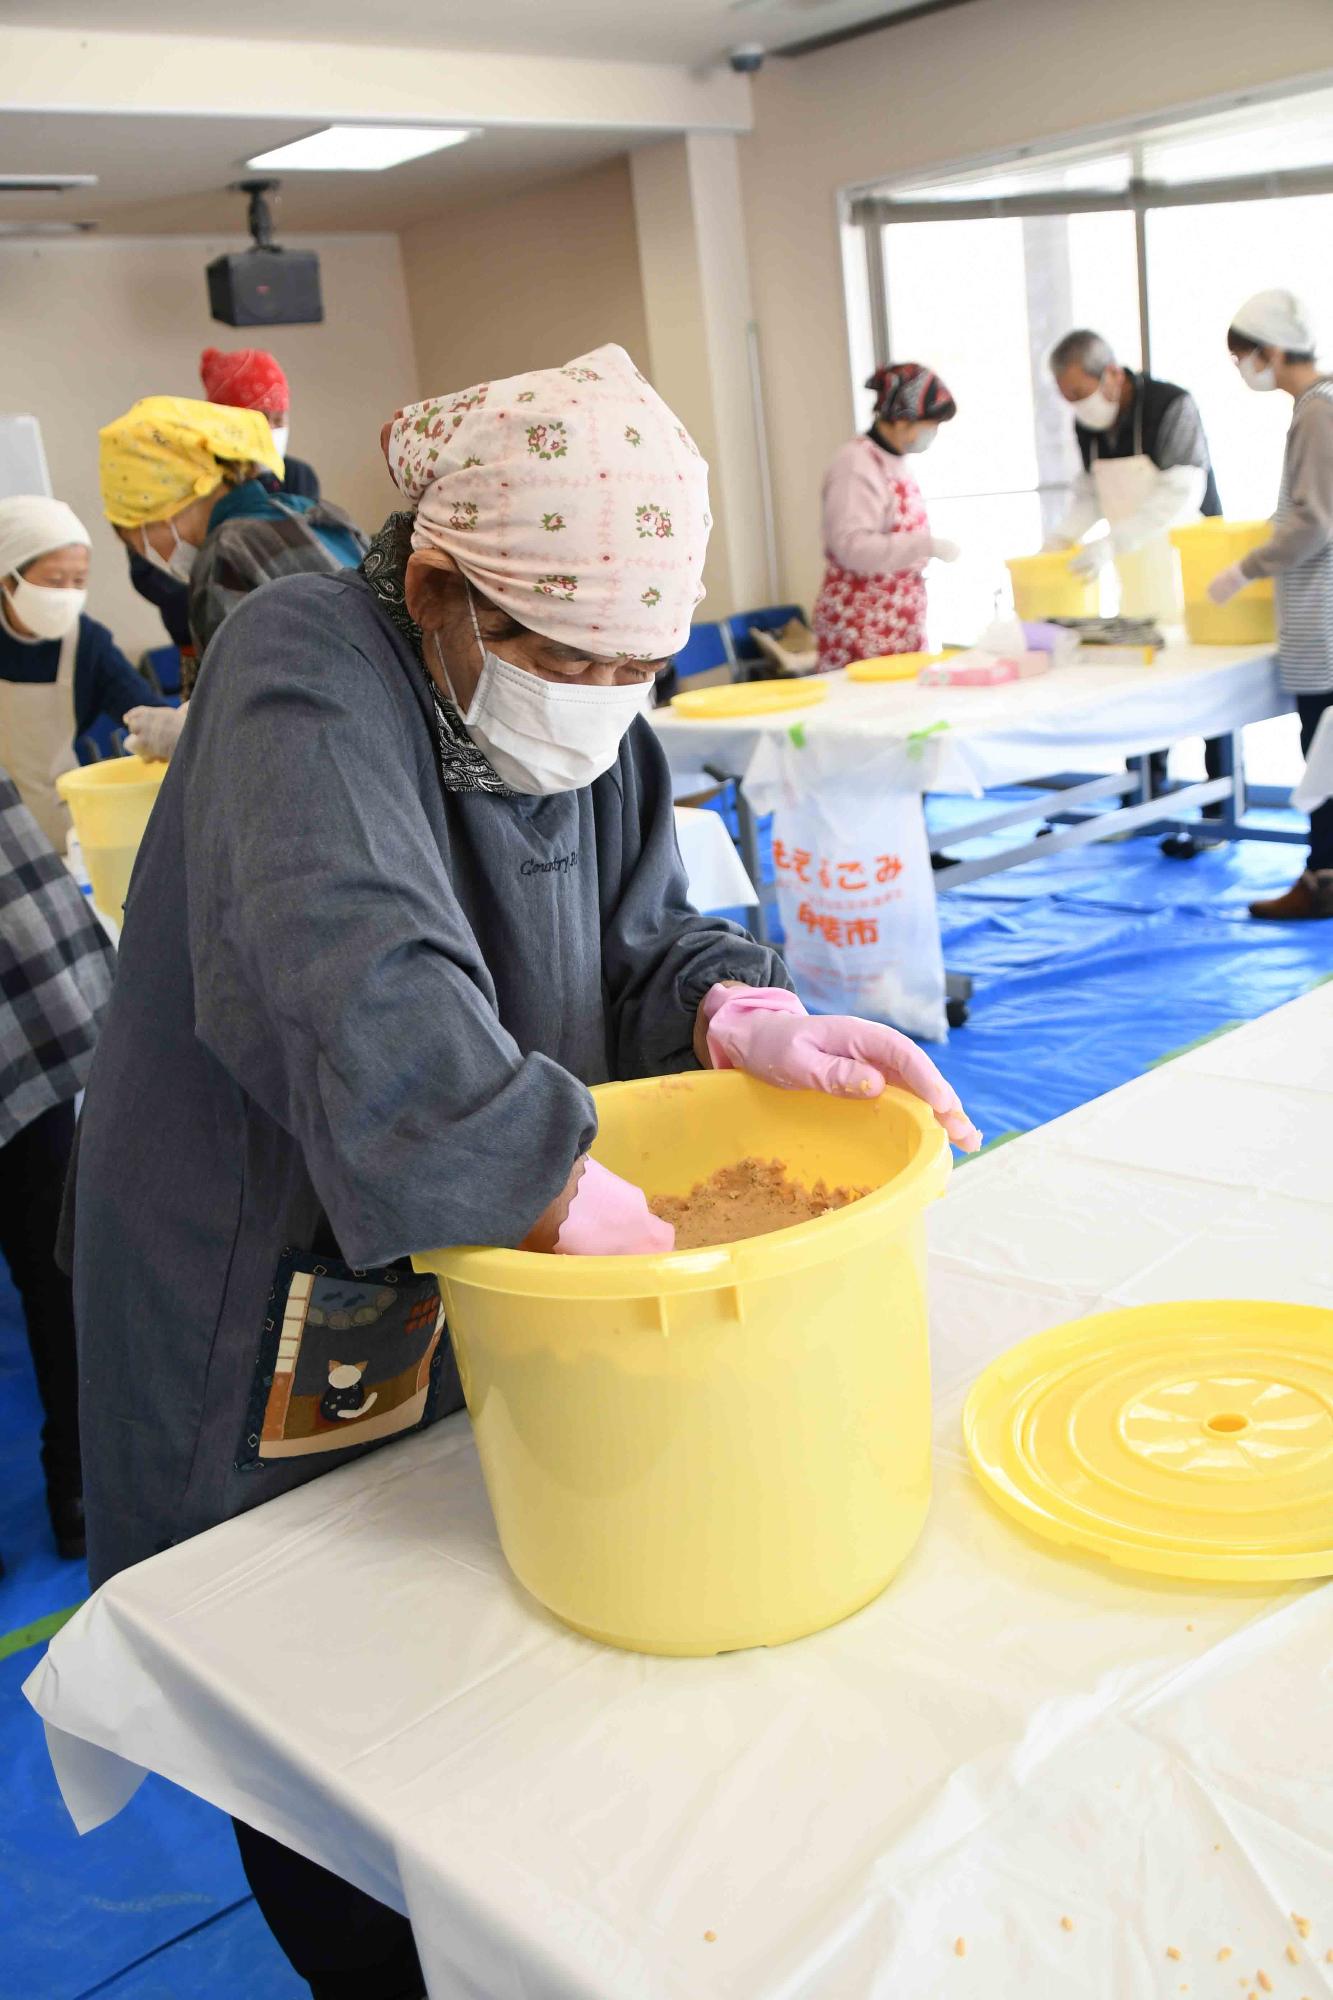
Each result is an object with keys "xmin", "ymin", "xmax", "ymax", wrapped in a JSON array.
[{"xmin": 1, "ymin": 800, "xmax": 1329, "ymax": 1998}]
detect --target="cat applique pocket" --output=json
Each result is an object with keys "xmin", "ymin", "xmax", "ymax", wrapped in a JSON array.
[{"xmin": 237, "ymin": 1250, "xmax": 447, "ymax": 1470}]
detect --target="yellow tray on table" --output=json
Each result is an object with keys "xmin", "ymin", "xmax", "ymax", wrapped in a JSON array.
[
  {"xmin": 671, "ymin": 679, "xmax": 828, "ymax": 719},
  {"xmin": 847, "ymin": 651, "xmax": 951, "ymax": 682}
]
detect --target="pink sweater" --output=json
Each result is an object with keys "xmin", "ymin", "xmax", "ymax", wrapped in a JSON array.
[{"xmin": 820, "ymin": 436, "xmax": 932, "ymax": 576}]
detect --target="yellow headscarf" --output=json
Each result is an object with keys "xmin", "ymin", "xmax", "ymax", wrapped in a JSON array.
[{"xmin": 98, "ymin": 395, "xmax": 285, "ymax": 528}]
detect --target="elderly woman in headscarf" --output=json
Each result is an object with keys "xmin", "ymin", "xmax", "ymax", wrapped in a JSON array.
[
  {"xmin": 67, "ymin": 345, "xmax": 977, "ymax": 1999},
  {"xmin": 0, "ymin": 495, "xmax": 167, "ymax": 845},
  {"xmin": 102, "ymin": 395, "xmax": 366, "ymax": 757},
  {"xmin": 125, "ymin": 349, "xmax": 323, "ymax": 651},
  {"xmin": 813, "ymin": 361, "xmax": 961, "ymax": 672}
]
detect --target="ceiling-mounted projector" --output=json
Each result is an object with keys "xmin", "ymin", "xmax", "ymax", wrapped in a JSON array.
[{"xmin": 206, "ymin": 179, "xmax": 322, "ymax": 328}]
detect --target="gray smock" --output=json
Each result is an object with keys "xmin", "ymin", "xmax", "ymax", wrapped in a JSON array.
[
  {"xmin": 68, "ymin": 569, "xmax": 787, "ymax": 1587},
  {"xmin": 1240, "ymin": 379, "xmax": 1333, "ymax": 694}
]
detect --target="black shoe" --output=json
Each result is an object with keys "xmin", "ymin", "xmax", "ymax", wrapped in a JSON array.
[{"xmin": 48, "ymin": 1488, "xmax": 86, "ymax": 1562}]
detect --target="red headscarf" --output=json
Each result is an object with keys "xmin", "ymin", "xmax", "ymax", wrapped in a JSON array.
[{"xmin": 199, "ymin": 347, "xmax": 289, "ymax": 415}]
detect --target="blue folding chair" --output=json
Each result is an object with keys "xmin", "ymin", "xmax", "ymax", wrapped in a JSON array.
[
  {"xmin": 138, "ymin": 644, "xmax": 184, "ymax": 698},
  {"xmin": 723, "ymin": 604, "xmax": 807, "ymax": 667},
  {"xmin": 672, "ymin": 622, "xmax": 736, "ymax": 682},
  {"xmin": 653, "ymin": 620, "xmax": 735, "ymax": 710}
]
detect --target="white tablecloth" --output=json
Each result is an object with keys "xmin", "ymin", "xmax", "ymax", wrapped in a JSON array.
[
  {"xmin": 672, "ymin": 805, "xmax": 757, "ymax": 912},
  {"xmin": 651, "ymin": 642, "xmax": 1288, "ymax": 797},
  {"xmin": 653, "ymin": 644, "xmax": 1290, "ymax": 1038},
  {"xmin": 26, "ymin": 985, "xmax": 1333, "ymax": 1999}
]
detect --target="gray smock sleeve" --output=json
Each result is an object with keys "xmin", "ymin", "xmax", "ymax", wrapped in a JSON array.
[
  {"xmin": 595, "ymin": 718, "xmax": 791, "ymax": 1079},
  {"xmin": 181, "ymin": 585, "xmax": 595, "ymax": 1266},
  {"xmin": 1242, "ymin": 396, "xmax": 1333, "ymax": 578}
]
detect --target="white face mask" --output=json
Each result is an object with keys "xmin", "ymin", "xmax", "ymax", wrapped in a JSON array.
[
  {"xmin": 3, "ymin": 575, "xmax": 86, "ymax": 640},
  {"xmin": 432, "ymin": 597, "xmax": 653, "ymax": 796},
  {"xmin": 1070, "ymin": 377, "xmax": 1120, "ymax": 432},
  {"xmin": 138, "ymin": 520, "xmax": 197, "ymax": 585},
  {"xmin": 1238, "ymin": 353, "xmax": 1277, "ymax": 394},
  {"xmin": 270, "ymin": 422, "xmax": 291, "ymax": 457},
  {"xmin": 903, "ymin": 424, "xmax": 938, "ymax": 455}
]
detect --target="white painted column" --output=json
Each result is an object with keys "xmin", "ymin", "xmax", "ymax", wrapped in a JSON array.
[{"xmin": 630, "ymin": 135, "xmax": 773, "ymax": 621}]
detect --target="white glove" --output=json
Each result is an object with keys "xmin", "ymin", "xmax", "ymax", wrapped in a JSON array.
[
  {"xmin": 1206, "ymin": 563, "xmax": 1248, "ymax": 606},
  {"xmin": 929, "ymin": 537, "xmax": 961, "ymax": 564},
  {"xmin": 1067, "ymin": 537, "xmax": 1112, "ymax": 580},
  {"xmin": 124, "ymin": 703, "xmax": 188, "ymax": 762}
]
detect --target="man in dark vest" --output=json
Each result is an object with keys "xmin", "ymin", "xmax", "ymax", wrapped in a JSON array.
[{"xmin": 1047, "ymin": 328, "xmax": 1226, "ymax": 818}]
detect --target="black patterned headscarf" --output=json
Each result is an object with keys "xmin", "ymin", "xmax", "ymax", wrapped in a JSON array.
[{"xmin": 866, "ymin": 364, "xmax": 957, "ymax": 425}]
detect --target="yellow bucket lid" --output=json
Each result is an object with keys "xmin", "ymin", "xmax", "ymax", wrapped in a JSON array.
[
  {"xmin": 846, "ymin": 652, "xmax": 944, "ymax": 682},
  {"xmin": 964, "ymin": 1300, "xmax": 1333, "ymax": 1581},
  {"xmin": 670, "ymin": 679, "xmax": 827, "ymax": 720}
]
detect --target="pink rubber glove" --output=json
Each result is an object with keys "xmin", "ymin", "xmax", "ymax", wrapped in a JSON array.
[
  {"xmin": 554, "ymin": 1158, "xmax": 675, "ymax": 1256},
  {"xmin": 1207, "ymin": 563, "xmax": 1248, "ymax": 606},
  {"xmin": 702, "ymin": 985, "xmax": 982, "ymax": 1153}
]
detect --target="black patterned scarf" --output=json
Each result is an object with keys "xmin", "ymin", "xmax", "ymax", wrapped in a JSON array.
[{"xmin": 361, "ymin": 510, "xmax": 513, "ymax": 797}]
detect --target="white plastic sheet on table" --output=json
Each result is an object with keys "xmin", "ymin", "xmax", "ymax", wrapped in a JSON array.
[
  {"xmin": 651, "ymin": 643, "xmax": 1291, "ymax": 1037},
  {"xmin": 25, "ymin": 983, "xmax": 1333, "ymax": 2000}
]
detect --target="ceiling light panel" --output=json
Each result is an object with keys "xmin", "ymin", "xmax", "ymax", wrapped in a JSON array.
[{"xmin": 245, "ymin": 126, "xmax": 478, "ymax": 172}]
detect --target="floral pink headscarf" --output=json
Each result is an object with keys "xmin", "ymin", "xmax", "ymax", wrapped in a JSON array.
[{"xmin": 382, "ymin": 344, "xmax": 710, "ymax": 658}]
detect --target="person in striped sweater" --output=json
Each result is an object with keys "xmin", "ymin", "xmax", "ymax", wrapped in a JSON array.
[{"xmin": 1211, "ymin": 290, "xmax": 1333, "ymax": 921}]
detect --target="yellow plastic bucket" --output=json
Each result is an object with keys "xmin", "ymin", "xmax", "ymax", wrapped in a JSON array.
[
  {"xmin": 1006, "ymin": 552, "xmax": 1099, "ymax": 621},
  {"xmin": 56, "ymin": 757, "xmax": 167, "ymax": 920},
  {"xmin": 1170, "ymin": 520, "xmax": 1277, "ymax": 645},
  {"xmin": 414, "ymin": 1071, "xmax": 950, "ymax": 1656}
]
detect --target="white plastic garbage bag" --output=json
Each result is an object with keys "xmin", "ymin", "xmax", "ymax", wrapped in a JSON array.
[
  {"xmin": 1292, "ymin": 705, "xmax": 1333, "ymax": 814},
  {"xmin": 743, "ymin": 733, "xmax": 947, "ymax": 1041}
]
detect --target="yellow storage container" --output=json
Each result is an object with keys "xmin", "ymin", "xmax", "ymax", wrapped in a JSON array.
[
  {"xmin": 1006, "ymin": 551, "xmax": 1099, "ymax": 621},
  {"xmin": 1170, "ymin": 519, "xmax": 1277, "ymax": 645},
  {"xmin": 56, "ymin": 757, "xmax": 167, "ymax": 921},
  {"xmin": 414, "ymin": 1071, "xmax": 950, "ymax": 1656}
]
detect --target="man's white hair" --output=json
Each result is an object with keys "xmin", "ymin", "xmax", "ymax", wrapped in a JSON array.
[{"xmin": 1049, "ymin": 329, "xmax": 1115, "ymax": 377}]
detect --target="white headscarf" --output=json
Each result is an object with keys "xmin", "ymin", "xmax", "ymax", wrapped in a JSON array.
[
  {"xmin": 0, "ymin": 496, "xmax": 91, "ymax": 580},
  {"xmin": 1231, "ymin": 290, "xmax": 1316, "ymax": 355}
]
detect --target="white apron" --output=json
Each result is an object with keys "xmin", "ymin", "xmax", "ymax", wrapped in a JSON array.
[
  {"xmin": 0, "ymin": 619, "xmax": 79, "ymax": 853},
  {"xmin": 1092, "ymin": 399, "xmax": 1193, "ymax": 624}
]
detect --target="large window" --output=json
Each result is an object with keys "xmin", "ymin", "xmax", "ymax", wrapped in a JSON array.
[
  {"xmin": 878, "ymin": 211, "xmax": 1139, "ymax": 642},
  {"xmin": 1147, "ymin": 194, "xmax": 1333, "ymax": 523}
]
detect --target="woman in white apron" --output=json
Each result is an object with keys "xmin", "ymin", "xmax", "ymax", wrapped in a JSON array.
[
  {"xmin": 1209, "ymin": 290, "xmax": 1333, "ymax": 921},
  {"xmin": 0, "ymin": 496, "xmax": 168, "ymax": 853}
]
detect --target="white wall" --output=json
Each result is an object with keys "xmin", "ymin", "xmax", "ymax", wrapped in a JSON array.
[
  {"xmin": 741, "ymin": 0, "xmax": 1333, "ymax": 608},
  {"xmin": 0, "ymin": 233, "xmax": 418, "ymax": 655},
  {"xmin": 400, "ymin": 159, "xmax": 649, "ymax": 406}
]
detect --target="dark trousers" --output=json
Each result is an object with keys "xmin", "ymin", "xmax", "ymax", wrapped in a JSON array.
[
  {"xmin": 0, "ymin": 1099, "xmax": 80, "ymax": 1495},
  {"xmin": 1146, "ymin": 735, "xmax": 1228, "ymax": 817},
  {"xmin": 233, "ymin": 1821, "xmax": 424, "ymax": 2000},
  {"xmin": 1299, "ymin": 691, "xmax": 1333, "ymax": 871}
]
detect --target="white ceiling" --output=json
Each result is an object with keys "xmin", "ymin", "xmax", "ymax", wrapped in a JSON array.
[
  {"xmin": 0, "ymin": 113, "xmax": 637, "ymax": 234},
  {"xmin": 4, "ymin": 0, "xmax": 921, "ymax": 66}
]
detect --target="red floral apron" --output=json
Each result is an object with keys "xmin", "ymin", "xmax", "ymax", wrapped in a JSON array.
[{"xmin": 813, "ymin": 464, "xmax": 929, "ymax": 672}]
